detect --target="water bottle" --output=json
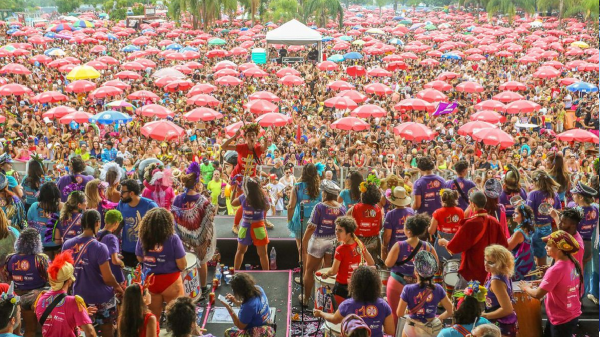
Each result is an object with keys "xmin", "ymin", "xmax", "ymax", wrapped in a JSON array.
[
  {"xmin": 215, "ymin": 264, "xmax": 222, "ymax": 286},
  {"xmin": 269, "ymin": 247, "xmax": 277, "ymax": 270}
]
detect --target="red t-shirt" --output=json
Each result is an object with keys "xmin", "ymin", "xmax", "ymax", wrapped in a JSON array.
[
  {"xmin": 334, "ymin": 242, "xmax": 362, "ymax": 285},
  {"xmin": 231, "ymin": 143, "xmax": 263, "ymax": 178},
  {"xmin": 432, "ymin": 207, "xmax": 465, "ymax": 234},
  {"xmin": 352, "ymin": 203, "xmax": 382, "ymax": 237}
]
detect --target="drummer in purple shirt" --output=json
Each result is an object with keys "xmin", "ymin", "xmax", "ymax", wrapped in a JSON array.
[
  {"xmin": 314, "ymin": 266, "xmax": 394, "ymax": 337},
  {"xmin": 412, "ymin": 156, "xmax": 445, "ymax": 216},
  {"xmin": 56, "ymin": 156, "xmax": 93, "ymax": 202},
  {"xmin": 135, "ymin": 208, "xmax": 187, "ymax": 321},
  {"xmin": 382, "ymin": 186, "xmax": 414, "ymax": 260},
  {"xmin": 62, "ymin": 210, "xmax": 124, "ymax": 337}
]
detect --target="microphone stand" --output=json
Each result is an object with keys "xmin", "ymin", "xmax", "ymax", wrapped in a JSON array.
[{"xmin": 299, "ymin": 202, "xmax": 305, "ymax": 336}]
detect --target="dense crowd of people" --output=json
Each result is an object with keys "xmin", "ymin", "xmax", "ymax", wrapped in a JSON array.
[{"xmin": 0, "ymin": 4, "xmax": 598, "ymax": 337}]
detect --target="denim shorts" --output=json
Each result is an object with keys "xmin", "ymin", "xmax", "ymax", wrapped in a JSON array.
[{"xmin": 532, "ymin": 224, "xmax": 552, "ymax": 258}]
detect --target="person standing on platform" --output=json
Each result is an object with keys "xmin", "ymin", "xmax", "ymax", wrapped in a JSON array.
[
  {"xmin": 348, "ymin": 179, "xmax": 383, "ymax": 265},
  {"xmin": 382, "ymin": 186, "xmax": 414, "ymax": 262},
  {"xmin": 569, "ymin": 182, "xmax": 598, "ymax": 296},
  {"xmin": 117, "ymin": 179, "xmax": 158, "ymax": 268},
  {"xmin": 438, "ymin": 191, "xmax": 508, "ymax": 285},
  {"xmin": 445, "ymin": 160, "xmax": 476, "ymax": 211},
  {"xmin": 412, "ymin": 156, "xmax": 446, "ymax": 216}
]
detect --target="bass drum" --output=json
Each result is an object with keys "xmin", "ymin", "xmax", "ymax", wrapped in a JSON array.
[{"xmin": 513, "ymin": 282, "xmax": 542, "ymax": 337}]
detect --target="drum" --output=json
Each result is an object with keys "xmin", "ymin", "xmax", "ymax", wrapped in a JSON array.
[
  {"xmin": 512, "ymin": 282, "xmax": 542, "ymax": 337},
  {"xmin": 314, "ymin": 268, "xmax": 336, "ymax": 313},
  {"xmin": 323, "ymin": 321, "xmax": 341, "ymax": 337},
  {"xmin": 182, "ymin": 253, "xmax": 201, "ymax": 299},
  {"xmin": 443, "ymin": 259, "xmax": 460, "ymax": 288}
]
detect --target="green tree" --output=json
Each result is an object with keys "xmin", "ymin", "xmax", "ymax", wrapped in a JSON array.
[
  {"xmin": 265, "ymin": 0, "xmax": 299, "ymax": 22},
  {"xmin": 486, "ymin": 0, "xmax": 535, "ymax": 22},
  {"xmin": 564, "ymin": 0, "xmax": 600, "ymax": 20},
  {"xmin": 375, "ymin": 0, "xmax": 387, "ymax": 17},
  {"xmin": 55, "ymin": 0, "xmax": 83, "ymax": 13},
  {"xmin": 0, "ymin": 0, "xmax": 25, "ymax": 11},
  {"xmin": 304, "ymin": 0, "xmax": 343, "ymax": 27}
]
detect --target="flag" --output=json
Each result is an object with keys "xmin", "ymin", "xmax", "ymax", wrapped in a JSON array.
[{"xmin": 433, "ymin": 102, "xmax": 457, "ymax": 116}]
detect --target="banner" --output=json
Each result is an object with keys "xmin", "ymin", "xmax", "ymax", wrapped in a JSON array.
[{"xmin": 433, "ymin": 102, "xmax": 457, "ymax": 116}]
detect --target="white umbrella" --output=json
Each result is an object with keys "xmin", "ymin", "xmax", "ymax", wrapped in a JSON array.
[
  {"xmin": 152, "ymin": 67, "xmax": 187, "ymax": 79},
  {"xmin": 515, "ymin": 122, "xmax": 539, "ymax": 129}
]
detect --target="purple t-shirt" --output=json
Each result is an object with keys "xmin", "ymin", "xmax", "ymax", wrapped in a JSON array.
[
  {"xmin": 239, "ymin": 194, "xmax": 266, "ymax": 225},
  {"xmin": 578, "ymin": 205, "xmax": 598, "ymax": 240},
  {"xmin": 6, "ymin": 254, "xmax": 47, "ymax": 290},
  {"xmin": 383, "ymin": 208, "xmax": 414, "ymax": 249},
  {"xmin": 445, "ymin": 178, "xmax": 476, "ymax": 210},
  {"xmin": 98, "ymin": 230, "xmax": 124, "ymax": 284},
  {"xmin": 57, "ymin": 174, "xmax": 94, "ymax": 202},
  {"xmin": 338, "ymin": 298, "xmax": 392, "ymax": 337},
  {"xmin": 308, "ymin": 203, "xmax": 346, "ymax": 237},
  {"xmin": 499, "ymin": 188, "xmax": 527, "ymax": 218},
  {"xmin": 135, "ymin": 234, "xmax": 186, "ymax": 275},
  {"xmin": 172, "ymin": 192, "xmax": 200, "ymax": 209},
  {"xmin": 485, "ymin": 274, "xmax": 517, "ymax": 324},
  {"xmin": 391, "ymin": 240, "xmax": 433, "ymax": 275},
  {"xmin": 526, "ymin": 190, "xmax": 561, "ymax": 224},
  {"xmin": 413, "ymin": 175, "xmax": 445, "ymax": 215},
  {"xmin": 62, "ymin": 236, "xmax": 113, "ymax": 304},
  {"xmin": 57, "ymin": 213, "xmax": 83, "ymax": 243},
  {"xmin": 400, "ymin": 283, "xmax": 446, "ymax": 323}
]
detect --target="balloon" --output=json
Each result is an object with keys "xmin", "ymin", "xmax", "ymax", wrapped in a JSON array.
[
  {"xmin": 34, "ymin": 61, "xmax": 40, "ymax": 67},
  {"xmin": 70, "ymin": 121, "xmax": 79, "ymax": 130}
]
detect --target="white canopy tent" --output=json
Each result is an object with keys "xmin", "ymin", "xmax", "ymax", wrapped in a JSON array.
[{"xmin": 265, "ymin": 19, "xmax": 323, "ymax": 63}]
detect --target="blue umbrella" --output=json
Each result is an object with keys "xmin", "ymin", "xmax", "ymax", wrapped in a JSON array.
[
  {"xmin": 441, "ymin": 53, "xmax": 461, "ymax": 60},
  {"xmin": 322, "ymin": 36, "xmax": 333, "ymax": 42},
  {"xmin": 352, "ymin": 25, "xmax": 362, "ymax": 30},
  {"xmin": 107, "ymin": 33, "xmax": 118, "ymax": 41},
  {"xmin": 389, "ymin": 38, "xmax": 404, "ymax": 45},
  {"xmin": 180, "ymin": 46, "xmax": 198, "ymax": 52},
  {"xmin": 44, "ymin": 48, "xmax": 62, "ymax": 55},
  {"xmin": 240, "ymin": 27, "xmax": 248, "ymax": 31},
  {"xmin": 142, "ymin": 28, "xmax": 155, "ymax": 34},
  {"xmin": 9, "ymin": 24, "xmax": 21, "ymax": 29},
  {"xmin": 122, "ymin": 44, "xmax": 140, "ymax": 52},
  {"xmin": 339, "ymin": 36, "xmax": 353, "ymax": 41},
  {"xmin": 393, "ymin": 16, "xmax": 404, "ymax": 20},
  {"xmin": 90, "ymin": 110, "xmax": 133, "ymax": 125},
  {"xmin": 44, "ymin": 32, "xmax": 57, "ymax": 38},
  {"xmin": 327, "ymin": 54, "xmax": 345, "ymax": 62},
  {"xmin": 567, "ymin": 82, "xmax": 598, "ymax": 93},
  {"xmin": 7, "ymin": 29, "xmax": 19, "ymax": 35},
  {"xmin": 344, "ymin": 52, "xmax": 363, "ymax": 60},
  {"xmin": 166, "ymin": 43, "xmax": 182, "ymax": 50}
]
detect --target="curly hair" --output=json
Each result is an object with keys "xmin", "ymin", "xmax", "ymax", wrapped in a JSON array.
[
  {"xmin": 70, "ymin": 155, "xmax": 86, "ymax": 174},
  {"xmin": 60, "ymin": 191, "xmax": 86, "ymax": 222},
  {"xmin": 349, "ymin": 266, "xmax": 381, "ymax": 303},
  {"xmin": 405, "ymin": 213, "xmax": 431, "ymax": 237},
  {"xmin": 417, "ymin": 156, "xmax": 435, "ymax": 171},
  {"xmin": 335, "ymin": 216, "xmax": 357, "ymax": 234},
  {"xmin": 484, "ymin": 245, "xmax": 514, "ymax": 277},
  {"xmin": 242, "ymin": 123, "xmax": 261, "ymax": 135},
  {"xmin": 300, "ymin": 163, "xmax": 320, "ymax": 199},
  {"xmin": 453, "ymin": 160, "xmax": 469, "ymax": 175},
  {"xmin": 346, "ymin": 171, "xmax": 363, "ymax": 202},
  {"xmin": 139, "ymin": 208, "xmax": 175, "ymax": 252},
  {"xmin": 165, "ymin": 297, "xmax": 196, "ymax": 337},
  {"xmin": 15, "ymin": 227, "xmax": 43, "ymax": 255},
  {"xmin": 441, "ymin": 189, "xmax": 458, "ymax": 207},
  {"xmin": 361, "ymin": 184, "xmax": 381, "ymax": 205},
  {"xmin": 230, "ymin": 273, "xmax": 262, "ymax": 302},
  {"xmin": 38, "ymin": 182, "xmax": 61, "ymax": 214}
]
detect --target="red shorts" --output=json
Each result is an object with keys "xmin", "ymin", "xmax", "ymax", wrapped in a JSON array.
[{"xmin": 147, "ymin": 272, "xmax": 181, "ymax": 294}]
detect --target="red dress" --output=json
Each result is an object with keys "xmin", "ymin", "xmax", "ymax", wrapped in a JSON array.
[{"xmin": 140, "ymin": 312, "xmax": 159, "ymax": 337}]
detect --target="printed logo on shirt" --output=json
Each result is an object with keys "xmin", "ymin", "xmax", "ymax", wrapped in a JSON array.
[
  {"xmin": 144, "ymin": 256, "xmax": 157, "ymax": 263},
  {"xmin": 427, "ymin": 180, "xmax": 442, "ymax": 189},
  {"xmin": 149, "ymin": 245, "xmax": 164, "ymax": 253},
  {"xmin": 76, "ymin": 176, "xmax": 83, "ymax": 184},
  {"xmin": 12, "ymin": 259, "xmax": 30, "ymax": 272},
  {"xmin": 585, "ymin": 209, "xmax": 597, "ymax": 221}
]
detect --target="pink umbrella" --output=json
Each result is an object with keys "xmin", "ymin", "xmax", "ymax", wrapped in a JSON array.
[
  {"xmin": 346, "ymin": 66, "xmax": 367, "ymax": 77},
  {"xmin": 183, "ymin": 108, "xmax": 223, "ymax": 122},
  {"xmin": 215, "ymin": 69, "xmax": 239, "ymax": 78},
  {"xmin": 115, "ymin": 71, "xmax": 142, "ymax": 80},
  {"xmin": 42, "ymin": 106, "xmax": 76, "ymax": 119},
  {"xmin": 213, "ymin": 61, "xmax": 237, "ymax": 71},
  {"xmin": 186, "ymin": 94, "xmax": 220, "ymax": 106},
  {"xmin": 317, "ymin": 61, "xmax": 339, "ymax": 71},
  {"xmin": 351, "ymin": 105, "xmax": 387, "ymax": 118},
  {"xmin": 472, "ymin": 128, "xmax": 514, "ymax": 149},
  {"xmin": 215, "ymin": 76, "xmax": 243, "ymax": 86},
  {"xmin": 163, "ymin": 80, "xmax": 194, "ymax": 92},
  {"xmin": 416, "ymin": 89, "xmax": 447, "ymax": 103},
  {"xmin": 32, "ymin": 91, "xmax": 68, "ymax": 104},
  {"xmin": 395, "ymin": 99, "xmax": 434, "ymax": 112},
  {"xmin": 437, "ymin": 71, "xmax": 460, "ymax": 80},
  {"xmin": 424, "ymin": 80, "xmax": 452, "ymax": 91},
  {"xmin": 533, "ymin": 67, "xmax": 560, "ymax": 78},
  {"xmin": 420, "ymin": 58, "xmax": 440, "ymax": 67},
  {"xmin": 276, "ymin": 67, "xmax": 300, "ymax": 77},
  {"xmin": 102, "ymin": 80, "xmax": 131, "ymax": 91},
  {"xmin": 59, "ymin": 111, "xmax": 94, "ymax": 124},
  {"xmin": 141, "ymin": 120, "xmax": 185, "ymax": 141},
  {"xmin": 336, "ymin": 90, "xmax": 367, "ymax": 103},
  {"xmin": 187, "ymin": 84, "xmax": 216, "ymax": 96},
  {"xmin": 90, "ymin": 86, "xmax": 124, "ymax": 99},
  {"xmin": 499, "ymin": 81, "xmax": 527, "ymax": 91},
  {"xmin": 248, "ymin": 91, "xmax": 280, "ymax": 102},
  {"xmin": 245, "ymin": 99, "xmax": 278, "ymax": 114},
  {"xmin": 327, "ymin": 80, "xmax": 354, "ymax": 91},
  {"xmin": 65, "ymin": 80, "xmax": 96, "ymax": 93},
  {"xmin": 324, "ymin": 96, "xmax": 359, "ymax": 110},
  {"xmin": 470, "ymin": 110, "xmax": 506, "ymax": 123},
  {"xmin": 136, "ymin": 104, "xmax": 174, "ymax": 118},
  {"xmin": 474, "ymin": 100, "xmax": 506, "ymax": 112},
  {"xmin": 505, "ymin": 100, "xmax": 541, "ymax": 114},
  {"xmin": 457, "ymin": 121, "xmax": 497, "ymax": 136},
  {"xmin": 85, "ymin": 60, "xmax": 108, "ymax": 70},
  {"xmin": 0, "ymin": 63, "xmax": 31, "ymax": 75},
  {"xmin": 492, "ymin": 91, "xmax": 523, "ymax": 103},
  {"xmin": 393, "ymin": 122, "xmax": 437, "ymax": 142},
  {"xmin": 121, "ymin": 62, "xmax": 145, "ymax": 71},
  {"xmin": 29, "ymin": 54, "xmax": 52, "ymax": 64},
  {"xmin": 558, "ymin": 78, "xmax": 580, "ymax": 86},
  {"xmin": 0, "ymin": 83, "xmax": 32, "ymax": 96},
  {"xmin": 330, "ymin": 117, "xmax": 370, "ymax": 131},
  {"xmin": 556, "ymin": 129, "xmax": 599, "ymax": 144},
  {"xmin": 243, "ymin": 68, "xmax": 268, "ymax": 78},
  {"xmin": 278, "ymin": 75, "xmax": 304, "ymax": 86},
  {"xmin": 456, "ymin": 81, "xmax": 484, "ymax": 93},
  {"xmin": 255, "ymin": 113, "xmax": 292, "ymax": 127},
  {"xmin": 364, "ymin": 83, "xmax": 392, "ymax": 95},
  {"xmin": 367, "ymin": 68, "xmax": 392, "ymax": 77},
  {"xmin": 386, "ymin": 61, "xmax": 408, "ymax": 71},
  {"xmin": 128, "ymin": 90, "xmax": 159, "ymax": 101}
]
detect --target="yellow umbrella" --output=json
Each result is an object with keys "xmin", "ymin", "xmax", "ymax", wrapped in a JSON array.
[
  {"xmin": 66, "ymin": 65, "xmax": 101, "ymax": 80},
  {"xmin": 571, "ymin": 41, "xmax": 589, "ymax": 48},
  {"xmin": 352, "ymin": 40, "xmax": 365, "ymax": 46},
  {"xmin": 366, "ymin": 28, "xmax": 385, "ymax": 35}
]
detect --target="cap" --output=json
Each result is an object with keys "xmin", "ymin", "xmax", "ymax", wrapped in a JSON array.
[
  {"xmin": 542, "ymin": 230, "xmax": 580, "ymax": 254},
  {"xmin": 269, "ymin": 174, "xmax": 277, "ymax": 180},
  {"xmin": 414, "ymin": 250, "xmax": 438, "ymax": 278},
  {"xmin": 570, "ymin": 181, "xmax": 597, "ymax": 198}
]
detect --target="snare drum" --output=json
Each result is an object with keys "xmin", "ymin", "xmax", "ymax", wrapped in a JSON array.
[
  {"xmin": 512, "ymin": 282, "xmax": 542, "ymax": 337},
  {"xmin": 182, "ymin": 253, "xmax": 201, "ymax": 299},
  {"xmin": 443, "ymin": 259, "xmax": 460, "ymax": 288},
  {"xmin": 314, "ymin": 268, "xmax": 336, "ymax": 313},
  {"xmin": 323, "ymin": 321, "xmax": 341, "ymax": 337}
]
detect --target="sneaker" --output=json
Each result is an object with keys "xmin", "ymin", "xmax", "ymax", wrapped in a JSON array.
[
  {"xmin": 232, "ymin": 226, "xmax": 239, "ymax": 235},
  {"xmin": 294, "ymin": 276, "xmax": 302, "ymax": 285},
  {"xmin": 265, "ymin": 220, "xmax": 274, "ymax": 229},
  {"xmin": 587, "ymin": 294, "xmax": 599, "ymax": 305}
]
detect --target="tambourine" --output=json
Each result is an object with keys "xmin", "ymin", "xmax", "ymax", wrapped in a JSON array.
[
  {"xmin": 538, "ymin": 202, "xmax": 553, "ymax": 215},
  {"xmin": 510, "ymin": 195, "xmax": 524, "ymax": 206}
]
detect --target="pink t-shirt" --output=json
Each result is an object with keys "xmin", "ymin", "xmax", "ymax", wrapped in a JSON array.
[
  {"xmin": 35, "ymin": 290, "xmax": 92, "ymax": 337},
  {"xmin": 573, "ymin": 232, "xmax": 584, "ymax": 268},
  {"xmin": 539, "ymin": 259, "xmax": 582, "ymax": 325}
]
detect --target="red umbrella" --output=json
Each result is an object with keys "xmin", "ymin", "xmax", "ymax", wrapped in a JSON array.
[
  {"xmin": 32, "ymin": 91, "xmax": 68, "ymax": 104},
  {"xmin": 558, "ymin": 78, "xmax": 580, "ymax": 86},
  {"xmin": 85, "ymin": 60, "xmax": 108, "ymax": 70},
  {"xmin": 278, "ymin": 75, "xmax": 304, "ymax": 86},
  {"xmin": 248, "ymin": 91, "xmax": 280, "ymax": 102},
  {"xmin": 533, "ymin": 67, "xmax": 560, "ymax": 78},
  {"xmin": 276, "ymin": 67, "xmax": 300, "ymax": 77},
  {"xmin": 499, "ymin": 81, "xmax": 527, "ymax": 91},
  {"xmin": 556, "ymin": 129, "xmax": 599, "ymax": 144},
  {"xmin": 346, "ymin": 65, "xmax": 367, "ymax": 77},
  {"xmin": 0, "ymin": 83, "xmax": 32, "ymax": 96},
  {"xmin": 187, "ymin": 84, "xmax": 216, "ymax": 96},
  {"xmin": 42, "ymin": 106, "xmax": 76, "ymax": 119},
  {"xmin": 255, "ymin": 112, "xmax": 291, "ymax": 127},
  {"xmin": 367, "ymin": 68, "xmax": 392, "ymax": 77},
  {"xmin": 102, "ymin": 80, "xmax": 131, "ymax": 91},
  {"xmin": 59, "ymin": 111, "xmax": 94, "ymax": 124},
  {"xmin": 317, "ymin": 61, "xmax": 339, "ymax": 71},
  {"xmin": 330, "ymin": 117, "xmax": 370, "ymax": 131},
  {"xmin": 470, "ymin": 110, "xmax": 506, "ymax": 123},
  {"xmin": 154, "ymin": 76, "xmax": 177, "ymax": 88},
  {"xmin": 386, "ymin": 61, "xmax": 408, "ymax": 71},
  {"xmin": 115, "ymin": 71, "xmax": 142, "ymax": 80},
  {"xmin": 213, "ymin": 61, "xmax": 237, "ymax": 71},
  {"xmin": 243, "ymin": 68, "xmax": 268, "ymax": 78},
  {"xmin": 128, "ymin": 90, "xmax": 159, "ymax": 101},
  {"xmin": 215, "ymin": 76, "xmax": 243, "ymax": 86},
  {"xmin": 0, "ymin": 115, "xmax": 5, "ymax": 123},
  {"xmin": 183, "ymin": 108, "xmax": 223, "ymax": 122},
  {"xmin": 29, "ymin": 54, "xmax": 52, "ymax": 64},
  {"xmin": 424, "ymin": 80, "xmax": 452, "ymax": 91},
  {"xmin": 474, "ymin": 100, "xmax": 506, "ymax": 112},
  {"xmin": 395, "ymin": 99, "xmax": 434, "ymax": 112},
  {"xmin": 364, "ymin": 83, "xmax": 392, "ymax": 95},
  {"xmin": 215, "ymin": 68, "xmax": 239, "ymax": 78},
  {"xmin": 416, "ymin": 89, "xmax": 447, "ymax": 103},
  {"xmin": 164, "ymin": 80, "xmax": 194, "ymax": 92},
  {"xmin": 141, "ymin": 121, "xmax": 185, "ymax": 141},
  {"xmin": 97, "ymin": 56, "xmax": 119, "ymax": 65},
  {"xmin": 137, "ymin": 104, "xmax": 174, "ymax": 118},
  {"xmin": 48, "ymin": 59, "xmax": 72, "ymax": 68},
  {"xmin": 393, "ymin": 122, "xmax": 437, "ymax": 142},
  {"xmin": 420, "ymin": 58, "xmax": 440, "ymax": 67},
  {"xmin": 437, "ymin": 72, "xmax": 460, "ymax": 80},
  {"xmin": 65, "ymin": 80, "xmax": 96, "ymax": 93},
  {"xmin": 456, "ymin": 81, "xmax": 484, "ymax": 93},
  {"xmin": 327, "ymin": 80, "xmax": 354, "ymax": 91},
  {"xmin": 324, "ymin": 96, "xmax": 359, "ymax": 110},
  {"xmin": 245, "ymin": 99, "xmax": 278, "ymax": 114},
  {"xmin": 472, "ymin": 128, "xmax": 515, "ymax": 149},
  {"xmin": 0, "ymin": 63, "xmax": 31, "ymax": 75},
  {"xmin": 505, "ymin": 100, "xmax": 541, "ymax": 114},
  {"xmin": 121, "ymin": 61, "xmax": 145, "ymax": 71},
  {"xmin": 492, "ymin": 91, "xmax": 523, "ymax": 103},
  {"xmin": 458, "ymin": 121, "xmax": 497, "ymax": 136},
  {"xmin": 337, "ymin": 90, "xmax": 367, "ymax": 103},
  {"xmin": 351, "ymin": 105, "xmax": 387, "ymax": 118}
]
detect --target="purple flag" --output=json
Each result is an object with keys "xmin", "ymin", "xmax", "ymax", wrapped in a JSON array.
[{"xmin": 432, "ymin": 102, "xmax": 457, "ymax": 116}]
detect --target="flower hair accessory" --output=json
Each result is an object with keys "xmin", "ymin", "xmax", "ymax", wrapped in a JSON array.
[
  {"xmin": 453, "ymin": 281, "xmax": 487, "ymax": 303},
  {"xmin": 0, "ymin": 282, "xmax": 20, "ymax": 305},
  {"xmin": 439, "ymin": 188, "xmax": 448, "ymax": 197}
]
